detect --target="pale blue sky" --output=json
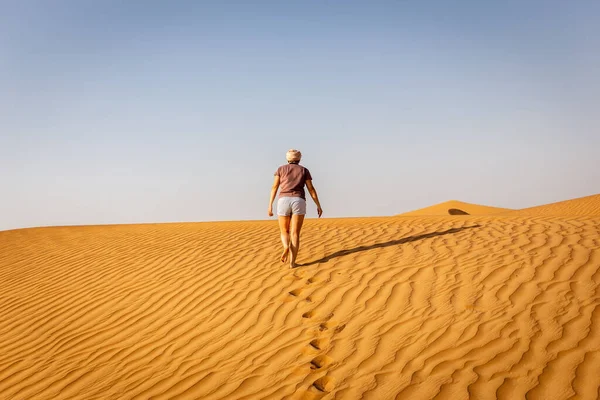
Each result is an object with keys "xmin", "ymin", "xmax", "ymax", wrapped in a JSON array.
[{"xmin": 2, "ymin": 1, "xmax": 599, "ymax": 231}]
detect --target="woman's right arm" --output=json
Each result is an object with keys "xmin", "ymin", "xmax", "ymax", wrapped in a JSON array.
[
  {"xmin": 305, "ymin": 180, "xmax": 323, "ymax": 218},
  {"xmin": 268, "ymin": 175, "xmax": 280, "ymax": 217}
]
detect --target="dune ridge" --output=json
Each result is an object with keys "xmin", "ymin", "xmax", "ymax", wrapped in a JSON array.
[{"xmin": 1, "ymin": 196, "xmax": 600, "ymax": 399}]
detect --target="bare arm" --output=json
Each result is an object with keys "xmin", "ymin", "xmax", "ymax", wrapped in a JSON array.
[
  {"xmin": 268, "ymin": 175, "xmax": 280, "ymax": 216},
  {"xmin": 305, "ymin": 180, "xmax": 323, "ymax": 218}
]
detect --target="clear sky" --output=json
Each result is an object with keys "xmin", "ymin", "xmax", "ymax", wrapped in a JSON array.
[{"xmin": 2, "ymin": 0, "xmax": 599, "ymax": 231}]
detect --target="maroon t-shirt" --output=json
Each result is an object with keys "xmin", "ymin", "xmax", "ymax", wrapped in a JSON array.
[{"xmin": 275, "ymin": 163, "xmax": 313, "ymax": 200}]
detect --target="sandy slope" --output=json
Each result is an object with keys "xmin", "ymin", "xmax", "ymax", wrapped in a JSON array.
[
  {"xmin": 398, "ymin": 200, "xmax": 511, "ymax": 216},
  {"xmin": 1, "ymin": 197, "xmax": 600, "ymax": 399},
  {"xmin": 502, "ymin": 194, "xmax": 600, "ymax": 217}
]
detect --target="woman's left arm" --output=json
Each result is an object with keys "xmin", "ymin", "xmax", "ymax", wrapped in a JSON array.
[{"xmin": 268, "ymin": 175, "xmax": 280, "ymax": 216}]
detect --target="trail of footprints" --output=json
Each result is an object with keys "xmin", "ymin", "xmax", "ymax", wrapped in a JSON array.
[{"xmin": 286, "ymin": 270, "xmax": 346, "ymax": 397}]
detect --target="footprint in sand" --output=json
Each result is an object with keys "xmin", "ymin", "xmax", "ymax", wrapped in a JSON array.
[
  {"xmin": 318, "ymin": 321, "xmax": 346, "ymax": 333},
  {"xmin": 309, "ymin": 338, "xmax": 329, "ymax": 351},
  {"xmin": 302, "ymin": 311, "xmax": 315, "ymax": 319},
  {"xmin": 302, "ymin": 309, "xmax": 335, "ymax": 321},
  {"xmin": 300, "ymin": 312, "xmax": 348, "ymax": 395},
  {"xmin": 311, "ymin": 376, "xmax": 336, "ymax": 393},
  {"xmin": 310, "ymin": 355, "xmax": 334, "ymax": 370},
  {"xmin": 284, "ymin": 273, "xmax": 322, "ymax": 304},
  {"xmin": 284, "ymin": 272, "xmax": 304, "ymax": 282}
]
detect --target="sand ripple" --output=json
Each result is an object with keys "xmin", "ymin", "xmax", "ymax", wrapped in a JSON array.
[{"xmin": 1, "ymin": 204, "xmax": 600, "ymax": 399}]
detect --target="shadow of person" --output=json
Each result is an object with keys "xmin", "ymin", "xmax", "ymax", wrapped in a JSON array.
[{"xmin": 298, "ymin": 225, "xmax": 480, "ymax": 267}]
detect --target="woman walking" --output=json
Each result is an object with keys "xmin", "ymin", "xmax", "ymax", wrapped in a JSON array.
[{"xmin": 268, "ymin": 149, "xmax": 323, "ymax": 268}]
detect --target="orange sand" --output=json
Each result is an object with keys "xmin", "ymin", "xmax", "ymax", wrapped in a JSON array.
[
  {"xmin": 501, "ymin": 194, "xmax": 600, "ymax": 217},
  {"xmin": 1, "ymin": 194, "xmax": 600, "ymax": 399}
]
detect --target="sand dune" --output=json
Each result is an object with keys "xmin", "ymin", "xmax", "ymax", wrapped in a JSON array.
[
  {"xmin": 1, "ymin": 195, "xmax": 600, "ymax": 399},
  {"xmin": 502, "ymin": 193, "xmax": 600, "ymax": 217},
  {"xmin": 398, "ymin": 200, "xmax": 511, "ymax": 216}
]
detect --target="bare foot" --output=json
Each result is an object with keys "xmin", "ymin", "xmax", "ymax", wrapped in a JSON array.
[
  {"xmin": 281, "ymin": 247, "xmax": 290, "ymax": 263},
  {"xmin": 289, "ymin": 262, "xmax": 298, "ymax": 269}
]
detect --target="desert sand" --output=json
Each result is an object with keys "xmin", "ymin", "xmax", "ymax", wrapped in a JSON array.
[{"xmin": 1, "ymin": 194, "xmax": 600, "ymax": 399}]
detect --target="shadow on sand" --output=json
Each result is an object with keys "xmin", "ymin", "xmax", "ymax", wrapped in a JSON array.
[
  {"xmin": 448, "ymin": 208, "xmax": 470, "ymax": 215},
  {"xmin": 298, "ymin": 225, "xmax": 480, "ymax": 267}
]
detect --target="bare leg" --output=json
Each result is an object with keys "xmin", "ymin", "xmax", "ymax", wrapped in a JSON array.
[
  {"xmin": 278, "ymin": 216, "xmax": 291, "ymax": 263},
  {"xmin": 289, "ymin": 214, "xmax": 305, "ymax": 268}
]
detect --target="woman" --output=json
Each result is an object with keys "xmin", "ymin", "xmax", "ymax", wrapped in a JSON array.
[{"xmin": 268, "ymin": 149, "xmax": 323, "ymax": 268}]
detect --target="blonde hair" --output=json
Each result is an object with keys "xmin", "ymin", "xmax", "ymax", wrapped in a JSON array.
[{"xmin": 286, "ymin": 149, "xmax": 302, "ymax": 163}]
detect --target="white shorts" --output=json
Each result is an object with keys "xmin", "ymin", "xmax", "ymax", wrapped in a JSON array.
[{"xmin": 277, "ymin": 197, "xmax": 306, "ymax": 216}]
